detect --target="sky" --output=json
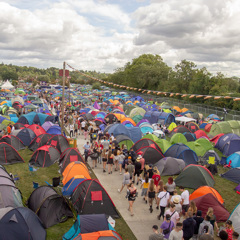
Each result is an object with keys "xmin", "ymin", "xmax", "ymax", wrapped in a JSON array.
[{"xmin": 1, "ymin": 0, "xmax": 240, "ymax": 76}]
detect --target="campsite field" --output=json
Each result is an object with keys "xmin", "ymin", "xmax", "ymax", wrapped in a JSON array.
[
  {"xmin": 5, "ymin": 148, "xmax": 137, "ymax": 240},
  {"xmin": 4, "ymin": 148, "xmax": 239, "ymax": 240}
]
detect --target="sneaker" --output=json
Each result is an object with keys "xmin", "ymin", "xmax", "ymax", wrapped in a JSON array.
[
  {"xmin": 157, "ymin": 215, "xmax": 160, "ymax": 220},
  {"xmin": 136, "ymin": 182, "xmax": 139, "ymax": 185},
  {"xmin": 145, "ymin": 200, "xmax": 147, "ymax": 204},
  {"xmin": 120, "ymin": 172, "xmax": 122, "ymax": 175},
  {"xmin": 118, "ymin": 189, "xmax": 120, "ymax": 193}
]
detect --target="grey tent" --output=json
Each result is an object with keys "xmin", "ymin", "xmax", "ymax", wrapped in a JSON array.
[
  {"xmin": 202, "ymin": 150, "xmax": 221, "ymax": 165},
  {"xmin": 0, "ymin": 165, "xmax": 23, "ymax": 208},
  {"xmin": 154, "ymin": 157, "xmax": 185, "ymax": 176}
]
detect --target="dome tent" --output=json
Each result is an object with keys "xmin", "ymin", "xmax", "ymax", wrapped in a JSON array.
[
  {"xmin": 29, "ymin": 145, "xmax": 60, "ymax": 167},
  {"xmin": 27, "ymin": 186, "xmax": 73, "ymax": 228},
  {"xmin": 16, "ymin": 128, "xmax": 36, "ymax": 146},
  {"xmin": 28, "ymin": 133, "xmax": 52, "ymax": 152},
  {"xmin": 175, "ymin": 164, "xmax": 215, "ymax": 189},
  {"xmin": 154, "ymin": 157, "xmax": 185, "ymax": 176},
  {"xmin": 47, "ymin": 135, "xmax": 69, "ymax": 154},
  {"xmin": 0, "ymin": 135, "xmax": 25, "ymax": 151},
  {"xmin": 229, "ymin": 203, "xmax": 240, "ymax": 237}
]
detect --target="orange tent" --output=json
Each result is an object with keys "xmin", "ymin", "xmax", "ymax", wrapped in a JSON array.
[
  {"xmin": 62, "ymin": 162, "xmax": 91, "ymax": 185},
  {"xmin": 114, "ymin": 113, "xmax": 126, "ymax": 121},
  {"xmin": 74, "ymin": 230, "xmax": 122, "ymax": 240},
  {"xmin": 173, "ymin": 106, "xmax": 181, "ymax": 112},
  {"xmin": 190, "ymin": 186, "xmax": 224, "ymax": 204},
  {"xmin": 181, "ymin": 108, "xmax": 189, "ymax": 112},
  {"xmin": 120, "ymin": 117, "xmax": 136, "ymax": 126}
]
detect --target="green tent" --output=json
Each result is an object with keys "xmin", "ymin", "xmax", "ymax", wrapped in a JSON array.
[
  {"xmin": 2, "ymin": 119, "xmax": 15, "ymax": 126},
  {"xmin": 186, "ymin": 138, "xmax": 213, "ymax": 157},
  {"xmin": 125, "ymin": 105, "xmax": 136, "ymax": 116},
  {"xmin": 155, "ymin": 139, "xmax": 171, "ymax": 153},
  {"xmin": 129, "ymin": 107, "xmax": 146, "ymax": 118},
  {"xmin": 132, "ymin": 114, "xmax": 143, "ymax": 124},
  {"xmin": 170, "ymin": 133, "xmax": 187, "ymax": 145},
  {"xmin": 175, "ymin": 165, "xmax": 215, "ymax": 189},
  {"xmin": 143, "ymin": 134, "xmax": 159, "ymax": 142},
  {"xmin": 119, "ymin": 139, "xmax": 133, "ymax": 150},
  {"xmin": 0, "ymin": 123, "xmax": 7, "ymax": 130},
  {"xmin": 209, "ymin": 121, "xmax": 233, "ymax": 136}
]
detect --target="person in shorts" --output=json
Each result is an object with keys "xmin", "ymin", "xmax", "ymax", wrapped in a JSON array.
[{"xmin": 180, "ymin": 186, "xmax": 189, "ymax": 216}]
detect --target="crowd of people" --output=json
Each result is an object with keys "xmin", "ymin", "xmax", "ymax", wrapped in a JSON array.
[{"xmin": 66, "ymin": 116, "xmax": 239, "ymax": 240}]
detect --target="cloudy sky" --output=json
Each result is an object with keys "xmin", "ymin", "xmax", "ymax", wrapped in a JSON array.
[{"xmin": 1, "ymin": 0, "xmax": 240, "ymax": 76}]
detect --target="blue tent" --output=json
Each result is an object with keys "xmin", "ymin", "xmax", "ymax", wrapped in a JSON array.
[
  {"xmin": 17, "ymin": 112, "xmax": 50, "ymax": 125},
  {"xmin": 62, "ymin": 176, "xmax": 86, "ymax": 196},
  {"xmin": 16, "ymin": 128, "xmax": 36, "ymax": 146},
  {"xmin": 215, "ymin": 133, "xmax": 240, "ymax": 151},
  {"xmin": 226, "ymin": 152, "xmax": 240, "ymax": 168},
  {"xmin": 143, "ymin": 111, "xmax": 175, "ymax": 125},
  {"xmin": 221, "ymin": 168, "xmax": 240, "ymax": 183},
  {"xmin": 165, "ymin": 143, "xmax": 198, "ymax": 165},
  {"xmin": 47, "ymin": 126, "xmax": 61, "ymax": 135}
]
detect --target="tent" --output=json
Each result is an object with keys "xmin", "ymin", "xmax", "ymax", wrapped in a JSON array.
[
  {"xmin": 17, "ymin": 112, "xmax": 50, "ymax": 125},
  {"xmin": 170, "ymin": 133, "xmax": 187, "ymax": 145},
  {"xmin": 0, "ymin": 135, "xmax": 25, "ymax": 151},
  {"xmin": 228, "ymin": 203, "xmax": 240, "ymax": 237},
  {"xmin": 1, "ymin": 80, "xmax": 14, "ymax": 89},
  {"xmin": 154, "ymin": 157, "xmax": 185, "ymax": 176},
  {"xmin": 41, "ymin": 121, "xmax": 54, "ymax": 131},
  {"xmin": 175, "ymin": 164, "xmax": 215, "ymax": 189},
  {"xmin": 202, "ymin": 150, "xmax": 221, "ymax": 165},
  {"xmin": 70, "ymin": 230, "xmax": 122, "ymax": 240},
  {"xmin": 115, "ymin": 135, "xmax": 133, "ymax": 150},
  {"xmin": 0, "ymin": 142, "xmax": 24, "ymax": 165},
  {"xmin": 60, "ymin": 148, "xmax": 85, "ymax": 173},
  {"xmin": 62, "ymin": 175, "xmax": 87, "ymax": 196},
  {"xmin": 29, "ymin": 145, "xmax": 60, "ymax": 167},
  {"xmin": 143, "ymin": 111, "xmax": 175, "ymax": 125},
  {"xmin": 186, "ymin": 138, "xmax": 213, "ymax": 157},
  {"xmin": 185, "ymin": 122, "xmax": 199, "ymax": 133},
  {"xmin": 27, "ymin": 124, "xmax": 46, "ymax": 136},
  {"xmin": 182, "ymin": 132, "xmax": 196, "ymax": 142},
  {"xmin": 221, "ymin": 168, "xmax": 240, "ymax": 183},
  {"xmin": 47, "ymin": 135, "xmax": 69, "ymax": 153},
  {"xmin": 46, "ymin": 125, "xmax": 62, "ymax": 135},
  {"xmin": 226, "ymin": 151, "xmax": 240, "ymax": 168},
  {"xmin": 209, "ymin": 121, "xmax": 240, "ymax": 136},
  {"xmin": 210, "ymin": 133, "xmax": 224, "ymax": 145},
  {"xmin": 27, "ymin": 186, "xmax": 73, "ymax": 228},
  {"xmin": 16, "ymin": 128, "xmax": 36, "ymax": 146},
  {"xmin": 62, "ymin": 162, "xmax": 91, "ymax": 186},
  {"xmin": 194, "ymin": 130, "xmax": 209, "ymax": 140},
  {"xmin": 192, "ymin": 193, "xmax": 229, "ymax": 222},
  {"xmin": 71, "ymin": 179, "xmax": 119, "ymax": 218},
  {"xmin": 28, "ymin": 133, "xmax": 52, "ymax": 152},
  {"xmin": 132, "ymin": 138, "xmax": 163, "ymax": 154},
  {"xmin": 0, "ymin": 165, "xmax": 23, "ymax": 208},
  {"xmin": 63, "ymin": 214, "xmax": 114, "ymax": 240},
  {"xmin": 164, "ymin": 143, "xmax": 198, "ymax": 165},
  {"xmin": 190, "ymin": 186, "xmax": 224, "ymax": 204},
  {"xmin": 155, "ymin": 139, "xmax": 171, "ymax": 154},
  {"xmin": 168, "ymin": 126, "xmax": 192, "ymax": 137},
  {"xmin": 0, "ymin": 207, "xmax": 46, "ymax": 240}
]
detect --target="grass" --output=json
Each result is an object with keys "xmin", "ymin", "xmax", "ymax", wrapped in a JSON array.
[
  {"xmin": 5, "ymin": 148, "xmax": 137, "ymax": 240},
  {"xmin": 4, "ymin": 146, "xmax": 239, "ymax": 240}
]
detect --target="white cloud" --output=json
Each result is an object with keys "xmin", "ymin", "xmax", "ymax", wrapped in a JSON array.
[{"xmin": 0, "ymin": 0, "xmax": 240, "ymax": 76}]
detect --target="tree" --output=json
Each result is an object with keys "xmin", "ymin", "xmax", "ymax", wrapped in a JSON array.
[
  {"xmin": 37, "ymin": 75, "xmax": 50, "ymax": 83},
  {"xmin": 92, "ymin": 82, "xmax": 101, "ymax": 90},
  {"xmin": 1, "ymin": 70, "xmax": 18, "ymax": 80}
]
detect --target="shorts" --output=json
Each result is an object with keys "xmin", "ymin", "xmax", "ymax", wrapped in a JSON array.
[
  {"xmin": 102, "ymin": 158, "xmax": 107, "ymax": 162},
  {"xmin": 134, "ymin": 171, "xmax": 141, "ymax": 177},
  {"xmin": 128, "ymin": 196, "xmax": 136, "ymax": 201},
  {"xmin": 107, "ymin": 158, "xmax": 113, "ymax": 164},
  {"xmin": 81, "ymin": 127, "xmax": 84, "ymax": 130},
  {"xmin": 141, "ymin": 188, "xmax": 148, "ymax": 196},
  {"xmin": 182, "ymin": 204, "xmax": 189, "ymax": 214},
  {"xmin": 148, "ymin": 191, "xmax": 155, "ymax": 199},
  {"xmin": 168, "ymin": 191, "xmax": 174, "ymax": 196}
]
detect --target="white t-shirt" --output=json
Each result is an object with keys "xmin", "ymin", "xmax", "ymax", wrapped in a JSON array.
[
  {"xmin": 181, "ymin": 190, "xmax": 189, "ymax": 205},
  {"xmin": 81, "ymin": 121, "xmax": 86, "ymax": 128},
  {"xmin": 164, "ymin": 209, "xmax": 179, "ymax": 227},
  {"xmin": 158, "ymin": 191, "xmax": 170, "ymax": 207},
  {"xmin": 169, "ymin": 229, "xmax": 183, "ymax": 240}
]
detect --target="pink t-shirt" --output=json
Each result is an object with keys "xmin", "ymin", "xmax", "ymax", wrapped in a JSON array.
[
  {"xmin": 164, "ymin": 209, "xmax": 179, "ymax": 227},
  {"xmin": 139, "ymin": 158, "xmax": 145, "ymax": 170}
]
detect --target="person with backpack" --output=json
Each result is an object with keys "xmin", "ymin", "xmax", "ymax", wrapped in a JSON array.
[
  {"xmin": 160, "ymin": 214, "xmax": 174, "ymax": 239},
  {"xmin": 198, "ymin": 215, "xmax": 214, "ymax": 238},
  {"xmin": 183, "ymin": 211, "xmax": 196, "ymax": 240},
  {"xmin": 192, "ymin": 210, "xmax": 204, "ymax": 240}
]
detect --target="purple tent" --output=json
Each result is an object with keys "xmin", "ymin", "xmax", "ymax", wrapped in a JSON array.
[
  {"xmin": 42, "ymin": 121, "xmax": 54, "ymax": 131},
  {"xmin": 136, "ymin": 119, "xmax": 150, "ymax": 127},
  {"xmin": 93, "ymin": 101, "xmax": 100, "ymax": 110}
]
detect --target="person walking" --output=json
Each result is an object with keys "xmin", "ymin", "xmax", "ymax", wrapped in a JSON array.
[
  {"xmin": 149, "ymin": 225, "xmax": 164, "ymax": 240},
  {"xmin": 147, "ymin": 179, "xmax": 156, "ymax": 213},
  {"xmin": 169, "ymin": 222, "xmax": 183, "ymax": 240},
  {"xmin": 127, "ymin": 182, "xmax": 137, "ymax": 216},
  {"xmin": 157, "ymin": 185, "xmax": 170, "ymax": 220},
  {"xmin": 83, "ymin": 141, "xmax": 91, "ymax": 162},
  {"xmin": 183, "ymin": 211, "xmax": 196, "ymax": 240},
  {"xmin": 160, "ymin": 214, "xmax": 174, "ymax": 240},
  {"xmin": 107, "ymin": 146, "xmax": 114, "ymax": 174},
  {"xmin": 118, "ymin": 168, "xmax": 130, "ymax": 193}
]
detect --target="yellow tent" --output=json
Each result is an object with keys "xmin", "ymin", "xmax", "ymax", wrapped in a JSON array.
[{"xmin": 168, "ymin": 122, "xmax": 177, "ymax": 131}]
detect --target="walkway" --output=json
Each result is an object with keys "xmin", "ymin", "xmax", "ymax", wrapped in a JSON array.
[{"xmin": 76, "ymin": 133, "xmax": 162, "ymax": 240}]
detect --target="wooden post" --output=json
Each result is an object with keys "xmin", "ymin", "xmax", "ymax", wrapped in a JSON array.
[{"xmin": 61, "ymin": 62, "xmax": 66, "ymax": 135}]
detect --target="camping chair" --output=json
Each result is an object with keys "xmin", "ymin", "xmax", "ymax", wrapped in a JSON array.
[
  {"xmin": 224, "ymin": 160, "xmax": 232, "ymax": 168},
  {"xmin": 33, "ymin": 182, "xmax": 39, "ymax": 189}
]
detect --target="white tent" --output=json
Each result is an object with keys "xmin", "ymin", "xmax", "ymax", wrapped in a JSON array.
[
  {"xmin": 175, "ymin": 116, "xmax": 196, "ymax": 123},
  {"xmin": 229, "ymin": 203, "xmax": 240, "ymax": 239},
  {"xmin": 1, "ymin": 80, "xmax": 14, "ymax": 89}
]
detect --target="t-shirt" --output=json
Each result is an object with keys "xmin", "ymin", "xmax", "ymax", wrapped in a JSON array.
[
  {"xmin": 127, "ymin": 164, "xmax": 135, "ymax": 177},
  {"xmin": 160, "ymin": 220, "xmax": 174, "ymax": 239},
  {"xmin": 149, "ymin": 232, "xmax": 164, "ymax": 240},
  {"xmin": 164, "ymin": 209, "xmax": 179, "ymax": 227},
  {"xmin": 83, "ymin": 144, "xmax": 90, "ymax": 150},
  {"xmin": 169, "ymin": 230, "xmax": 183, "ymax": 240},
  {"xmin": 181, "ymin": 190, "xmax": 189, "ymax": 205},
  {"xmin": 135, "ymin": 161, "xmax": 142, "ymax": 172},
  {"xmin": 158, "ymin": 191, "xmax": 170, "ymax": 207},
  {"xmin": 152, "ymin": 174, "xmax": 161, "ymax": 186},
  {"xmin": 139, "ymin": 158, "xmax": 145, "ymax": 170},
  {"xmin": 81, "ymin": 121, "xmax": 86, "ymax": 128},
  {"xmin": 166, "ymin": 182, "xmax": 176, "ymax": 192},
  {"xmin": 102, "ymin": 140, "xmax": 110, "ymax": 150}
]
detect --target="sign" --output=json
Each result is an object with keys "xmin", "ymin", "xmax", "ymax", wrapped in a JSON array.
[{"xmin": 59, "ymin": 69, "xmax": 69, "ymax": 77}]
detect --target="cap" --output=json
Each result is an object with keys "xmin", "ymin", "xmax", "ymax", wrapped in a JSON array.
[
  {"xmin": 138, "ymin": 151, "xmax": 143, "ymax": 155},
  {"xmin": 197, "ymin": 210, "xmax": 202, "ymax": 217},
  {"xmin": 226, "ymin": 220, "xmax": 232, "ymax": 225}
]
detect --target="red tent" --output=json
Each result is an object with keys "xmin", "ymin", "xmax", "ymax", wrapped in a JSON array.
[
  {"xmin": 210, "ymin": 133, "xmax": 225, "ymax": 145},
  {"xmin": 28, "ymin": 124, "xmax": 46, "ymax": 136},
  {"xmin": 192, "ymin": 193, "xmax": 229, "ymax": 222},
  {"xmin": 194, "ymin": 130, "xmax": 209, "ymax": 139}
]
